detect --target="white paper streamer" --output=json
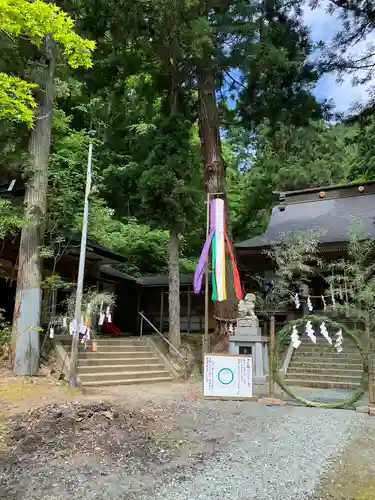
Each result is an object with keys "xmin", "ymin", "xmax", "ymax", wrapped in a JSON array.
[
  {"xmin": 320, "ymin": 322, "xmax": 332, "ymax": 345},
  {"xmin": 321, "ymin": 295, "xmax": 326, "ymax": 311},
  {"xmin": 62, "ymin": 317, "xmax": 67, "ymax": 328},
  {"xmin": 331, "ymin": 287, "xmax": 336, "ymax": 308},
  {"xmin": 99, "ymin": 313, "xmax": 105, "ymax": 326},
  {"xmin": 69, "ymin": 319, "xmax": 76, "ymax": 335},
  {"xmin": 307, "ymin": 295, "xmax": 313, "ymax": 312},
  {"xmin": 291, "ymin": 325, "xmax": 301, "ymax": 349},
  {"xmin": 306, "ymin": 320, "xmax": 316, "ymax": 343},
  {"xmin": 49, "ymin": 327, "xmax": 54, "ymax": 339},
  {"xmin": 106, "ymin": 306, "xmax": 112, "ymax": 323},
  {"xmin": 294, "ymin": 293, "xmax": 301, "ymax": 309},
  {"xmin": 335, "ymin": 329, "xmax": 343, "ymax": 353}
]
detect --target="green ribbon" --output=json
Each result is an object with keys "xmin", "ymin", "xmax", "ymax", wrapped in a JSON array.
[{"xmin": 211, "ymin": 233, "xmax": 217, "ymax": 301}]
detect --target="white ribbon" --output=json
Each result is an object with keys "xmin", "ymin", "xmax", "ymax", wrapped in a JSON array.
[
  {"xmin": 291, "ymin": 325, "xmax": 301, "ymax": 349},
  {"xmin": 306, "ymin": 320, "xmax": 316, "ymax": 343},
  {"xmin": 320, "ymin": 322, "xmax": 332, "ymax": 345}
]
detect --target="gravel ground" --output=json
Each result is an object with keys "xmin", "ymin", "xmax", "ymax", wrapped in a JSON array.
[
  {"xmin": 136, "ymin": 399, "xmax": 371, "ymax": 500},
  {"xmin": 1, "ymin": 382, "xmax": 374, "ymax": 500}
]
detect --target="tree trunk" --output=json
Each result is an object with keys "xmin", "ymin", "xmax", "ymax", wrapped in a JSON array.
[
  {"xmin": 167, "ymin": 66, "xmax": 181, "ymax": 353},
  {"xmin": 198, "ymin": 69, "xmax": 238, "ymax": 353},
  {"xmin": 12, "ymin": 34, "xmax": 55, "ymax": 375},
  {"xmin": 168, "ymin": 227, "xmax": 180, "ymax": 353}
]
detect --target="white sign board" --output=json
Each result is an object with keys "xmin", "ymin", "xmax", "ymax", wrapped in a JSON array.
[{"xmin": 204, "ymin": 354, "xmax": 253, "ymax": 399}]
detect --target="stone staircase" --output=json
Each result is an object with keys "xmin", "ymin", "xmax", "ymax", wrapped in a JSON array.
[
  {"xmin": 285, "ymin": 337, "xmax": 363, "ymax": 389},
  {"xmin": 65, "ymin": 337, "xmax": 174, "ymax": 387}
]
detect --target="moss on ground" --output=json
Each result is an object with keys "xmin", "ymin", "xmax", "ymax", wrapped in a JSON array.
[
  {"xmin": 0, "ymin": 379, "xmax": 45, "ymax": 402},
  {"xmin": 0, "ymin": 412, "xmax": 9, "ymax": 450},
  {"xmin": 356, "ymin": 480, "xmax": 375, "ymax": 500}
]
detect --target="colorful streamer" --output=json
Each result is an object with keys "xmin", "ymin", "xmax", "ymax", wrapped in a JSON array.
[{"xmin": 193, "ymin": 198, "xmax": 242, "ymax": 302}]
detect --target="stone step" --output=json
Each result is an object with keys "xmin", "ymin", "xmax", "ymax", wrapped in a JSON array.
[
  {"xmin": 286, "ymin": 379, "xmax": 359, "ymax": 389},
  {"xmin": 287, "ymin": 366, "xmax": 363, "ymax": 376},
  {"xmin": 81, "ymin": 376, "xmax": 174, "ymax": 387},
  {"xmin": 288, "ymin": 361, "xmax": 362, "ymax": 370},
  {"xmin": 297, "ymin": 337, "xmax": 357, "ymax": 342},
  {"xmin": 78, "ymin": 351, "xmax": 153, "ymax": 360},
  {"xmin": 79, "ymin": 369, "xmax": 171, "ymax": 383},
  {"xmin": 61, "ymin": 337, "xmax": 146, "ymax": 345},
  {"xmin": 296, "ymin": 344, "xmax": 359, "ymax": 354},
  {"xmin": 286, "ymin": 371, "xmax": 362, "ymax": 382},
  {"xmin": 296, "ymin": 345, "xmax": 359, "ymax": 353},
  {"xmin": 89, "ymin": 339, "xmax": 148, "ymax": 346},
  {"xmin": 78, "ymin": 356, "xmax": 159, "ymax": 367},
  {"xmin": 78, "ymin": 346, "xmax": 153, "ymax": 354},
  {"xmin": 78, "ymin": 363, "xmax": 165, "ymax": 374},
  {"xmin": 292, "ymin": 352, "xmax": 362, "ymax": 363}
]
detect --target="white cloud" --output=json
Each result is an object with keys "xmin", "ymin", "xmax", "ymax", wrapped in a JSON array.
[{"xmin": 303, "ymin": 3, "xmax": 374, "ymax": 114}]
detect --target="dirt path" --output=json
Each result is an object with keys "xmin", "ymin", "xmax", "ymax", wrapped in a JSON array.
[
  {"xmin": 310, "ymin": 422, "xmax": 375, "ymax": 500},
  {"xmin": 1, "ymin": 376, "xmax": 375, "ymax": 500}
]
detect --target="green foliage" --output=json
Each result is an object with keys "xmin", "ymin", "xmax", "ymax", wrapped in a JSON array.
[
  {"xmin": 254, "ymin": 230, "xmax": 322, "ymax": 321},
  {"xmin": 0, "ymin": 308, "xmax": 11, "ymax": 358},
  {"xmin": 276, "ymin": 231, "xmax": 372, "ymax": 409},
  {"xmin": 48, "ymin": 110, "xmax": 95, "ymax": 238},
  {"xmin": 41, "ymin": 274, "xmax": 71, "ymax": 290},
  {"xmin": 348, "ymin": 116, "xmax": 375, "ymax": 181},
  {"xmin": 231, "ymin": 120, "xmax": 355, "ymax": 241},
  {"xmin": 0, "ymin": 0, "xmax": 95, "ymax": 68},
  {"xmin": 327, "ymin": 227, "xmax": 375, "ymax": 332},
  {"xmin": 91, "ymin": 215, "xmax": 170, "ymax": 276},
  {"xmin": 237, "ymin": 1, "xmax": 324, "ymax": 130},
  {"xmin": 275, "ymin": 314, "xmax": 366, "ymax": 408},
  {"xmin": 1, "ymin": 0, "xmax": 370, "ymax": 280},
  {"xmin": 0, "ymin": 198, "xmax": 24, "ymax": 238},
  {"xmin": 138, "ymin": 114, "xmax": 202, "ymax": 232},
  {"xmin": 0, "ymin": 73, "xmax": 36, "ymax": 124},
  {"xmin": 0, "ymin": 0, "xmax": 95, "ymax": 125}
]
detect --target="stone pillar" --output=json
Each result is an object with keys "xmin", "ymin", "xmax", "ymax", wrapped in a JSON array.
[{"xmin": 229, "ymin": 293, "xmax": 269, "ymax": 384}]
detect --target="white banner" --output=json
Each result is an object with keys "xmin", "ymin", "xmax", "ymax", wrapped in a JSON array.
[{"xmin": 204, "ymin": 354, "xmax": 253, "ymax": 399}]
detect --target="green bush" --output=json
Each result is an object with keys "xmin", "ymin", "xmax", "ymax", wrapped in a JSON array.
[{"xmin": 0, "ymin": 309, "xmax": 11, "ymax": 359}]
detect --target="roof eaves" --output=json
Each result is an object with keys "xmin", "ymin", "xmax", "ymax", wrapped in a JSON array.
[
  {"xmin": 273, "ymin": 179, "xmax": 375, "ymax": 198},
  {"xmin": 68, "ymin": 235, "xmax": 128, "ymax": 264}
]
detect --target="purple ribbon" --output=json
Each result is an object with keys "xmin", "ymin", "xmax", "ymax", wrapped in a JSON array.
[{"xmin": 193, "ymin": 200, "xmax": 216, "ymax": 294}]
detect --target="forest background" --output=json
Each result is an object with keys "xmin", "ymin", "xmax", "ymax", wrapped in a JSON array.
[{"xmin": 2, "ymin": 0, "xmax": 375, "ymax": 355}]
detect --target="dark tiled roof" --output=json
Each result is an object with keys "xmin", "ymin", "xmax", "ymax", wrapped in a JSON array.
[
  {"xmin": 236, "ymin": 191, "xmax": 375, "ymax": 249},
  {"xmin": 100, "ymin": 265, "xmax": 136, "ymax": 282},
  {"xmin": 274, "ymin": 179, "xmax": 375, "ymax": 197},
  {"xmin": 68, "ymin": 235, "xmax": 129, "ymax": 264},
  {"xmin": 137, "ymin": 273, "xmax": 211, "ymax": 287}
]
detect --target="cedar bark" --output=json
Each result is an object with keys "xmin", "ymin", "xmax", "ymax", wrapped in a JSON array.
[
  {"xmin": 12, "ymin": 34, "xmax": 55, "ymax": 375},
  {"xmin": 167, "ymin": 71, "xmax": 181, "ymax": 352},
  {"xmin": 168, "ymin": 226, "xmax": 181, "ymax": 352},
  {"xmin": 198, "ymin": 69, "xmax": 238, "ymax": 353}
]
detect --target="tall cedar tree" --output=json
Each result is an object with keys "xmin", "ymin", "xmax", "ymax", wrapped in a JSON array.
[
  {"xmin": 6, "ymin": 2, "xmax": 94, "ymax": 375},
  {"xmin": 39, "ymin": 0, "xmax": 322, "ymax": 351}
]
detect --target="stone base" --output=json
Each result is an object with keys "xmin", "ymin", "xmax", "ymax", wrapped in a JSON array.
[
  {"xmin": 258, "ymin": 397, "xmax": 285, "ymax": 406},
  {"xmin": 234, "ymin": 325, "xmax": 262, "ymax": 336},
  {"xmin": 254, "ymin": 374, "xmax": 268, "ymax": 385},
  {"xmin": 229, "ymin": 328, "xmax": 269, "ymax": 386}
]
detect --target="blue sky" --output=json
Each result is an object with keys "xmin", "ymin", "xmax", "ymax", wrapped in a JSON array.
[{"xmin": 304, "ymin": 3, "xmax": 373, "ymax": 114}]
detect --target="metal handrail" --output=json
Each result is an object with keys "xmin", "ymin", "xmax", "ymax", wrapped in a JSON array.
[{"xmin": 139, "ymin": 311, "xmax": 187, "ymax": 362}]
